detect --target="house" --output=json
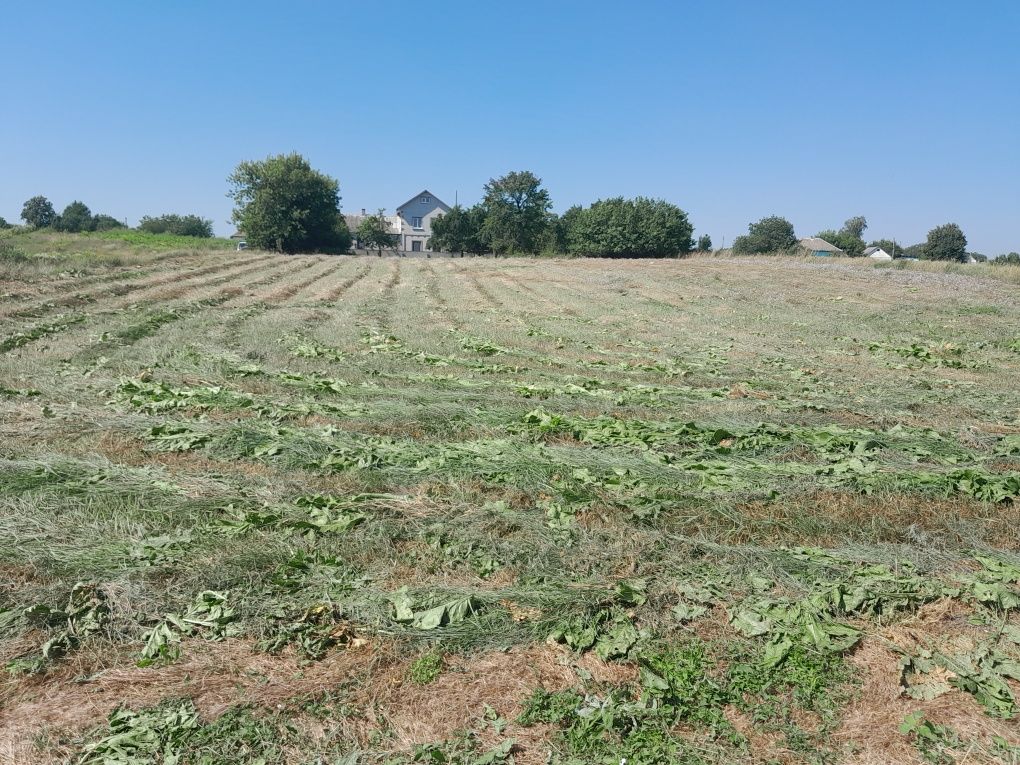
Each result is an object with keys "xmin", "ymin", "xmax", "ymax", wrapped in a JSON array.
[
  {"xmin": 345, "ymin": 191, "xmax": 452, "ymax": 253},
  {"xmin": 798, "ymin": 237, "xmax": 844, "ymax": 257},
  {"xmin": 344, "ymin": 209, "xmax": 402, "ymax": 249},
  {"xmin": 864, "ymin": 246, "xmax": 893, "ymax": 261},
  {"xmin": 394, "ymin": 190, "xmax": 451, "ymax": 252}
]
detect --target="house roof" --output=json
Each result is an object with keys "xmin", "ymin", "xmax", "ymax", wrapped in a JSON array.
[
  {"xmin": 799, "ymin": 237, "xmax": 844, "ymax": 253},
  {"xmin": 395, "ymin": 189, "xmax": 450, "ymax": 213},
  {"xmin": 862, "ymin": 246, "xmax": 882, "ymax": 256}
]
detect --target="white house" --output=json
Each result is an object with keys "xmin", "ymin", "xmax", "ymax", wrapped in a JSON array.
[
  {"xmin": 346, "ymin": 190, "xmax": 452, "ymax": 253},
  {"xmin": 393, "ymin": 190, "xmax": 451, "ymax": 252},
  {"xmin": 864, "ymin": 246, "xmax": 893, "ymax": 261}
]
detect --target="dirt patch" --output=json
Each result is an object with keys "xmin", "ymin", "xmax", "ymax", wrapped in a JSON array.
[
  {"xmin": 0, "ymin": 639, "xmax": 635, "ymax": 765},
  {"xmin": 0, "ymin": 637, "xmax": 382, "ymax": 760},
  {"xmin": 366, "ymin": 645, "xmax": 637, "ymax": 764},
  {"xmin": 833, "ymin": 599, "xmax": 1020, "ymax": 763}
]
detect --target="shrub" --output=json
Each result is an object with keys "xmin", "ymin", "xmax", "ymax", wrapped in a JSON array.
[
  {"xmin": 138, "ymin": 214, "xmax": 214, "ymax": 238},
  {"xmin": 732, "ymin": 215, "xmax": 796, "ymax": 254},
  {"xmin": 0, "ymin": 216, "xmax": 11, "ymax": 229},
  {"xmin": 566, "ymin": 197, "xmax": 694, "ymax": 258},
  {"xmin": 92, "ymin": 214, "xmax": 126, "ymax": 231}
]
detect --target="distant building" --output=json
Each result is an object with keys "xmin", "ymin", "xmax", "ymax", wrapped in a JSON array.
[
  {"xmin": 863, "ymin": 246, "xmax": 893, "ymax": 261},
  {"xmin": 345, "ymin": 191, "xmax": 451, "ymax": 253},
  {"xmin": 394, "ymin": 191, "xmax": 451, "ymax": 252},
  {"xmin": 798, "ymin": 237, "xmax": 844, "ymax": 257}
]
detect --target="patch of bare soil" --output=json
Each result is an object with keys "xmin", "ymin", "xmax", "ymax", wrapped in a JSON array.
[
  {"xmin": 0, "ymin": 639, "xmax": 635, "ymax": 765},
  {"xmin": 833, "ymin": 599, "xmax": 1020, "ymax": 764}
]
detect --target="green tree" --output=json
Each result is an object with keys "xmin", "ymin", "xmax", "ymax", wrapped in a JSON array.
[
  {"xmin": 227, "ymin": 153, "xmax": 351, "ymax": 254},
  {"xmin": 841, "ymin": 215, "xmax": 868, "ymax": 241},
  {"xmin": 429, "ymin": 204, "xmax": 485, "ymax": 255},
  {"xmin": 54, "ymin": 201, "xmax": 95, "ymax": 233},
  {"xmin": 697, "ymin": 234, "xmax": 712, "ymax": 251},
  {"xmin": 480, "ymin": 170, "xmax": 552, "ymax": 255},
  {"xmin": 356, "ymin": 210, "xmax": 397, "ymax": 254},
  {"xmin": 92, "ymin": 215, "xmax": 126, "ymax": 231},
  {"xmin": 921, "ymin": 223, "xmax": 968, "ymax": 262},
  {"xmin": 868, "ymin": 239, "xmax": 904, "ymax": 257},
  {"xmin": 992, "ymin": 252, "xmax": 1020, "ymax": 266},
  {"xmin": 21, "ymin": 196, "xmax": 57, "ymax": 228},
  {"xmin": 732, "ymin": 216, "xmax": 796, "ymax": 254},
  {"xmin": 567, "ymin": 197, "xmax": 694, "ymax": 258},
  {"xmin": 0, "ymin": 216, "xmax": 10, "ymax": 229},
  {"xmin": 139, "ymin": 214, "xmax": 213, "ymax": 237}
]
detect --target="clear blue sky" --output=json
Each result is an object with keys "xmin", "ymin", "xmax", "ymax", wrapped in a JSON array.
[{"xmin": 2, "ymin": 1, "xmax": 1018, "ymax": 253}]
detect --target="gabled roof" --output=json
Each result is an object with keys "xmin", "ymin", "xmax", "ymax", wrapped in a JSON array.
[
  {"xmin": 395, "ymin": 189, "xmax": 450, "ymax": 213},
  {"xmin": 862, "ymin": 246, "xmax": 882, "ymax": 256},
  {"xmin": 799, "ymin": 237, "xmax": 844, "ymax": 253}
]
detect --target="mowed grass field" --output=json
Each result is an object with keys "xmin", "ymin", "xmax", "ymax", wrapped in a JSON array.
[{"xmin": 2, "ymin": 244, "xmax": 1020, "ymax": 764}]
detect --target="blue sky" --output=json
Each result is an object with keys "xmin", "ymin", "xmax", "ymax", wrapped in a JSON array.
[{"xmin": 2, "ymin": 1, "xmax": 1018, "ymax": 253}]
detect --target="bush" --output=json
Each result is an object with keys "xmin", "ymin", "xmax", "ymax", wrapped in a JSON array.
[
  {"xmin": 138, "ymin": 214, "xmax": 214, "ymax": 238},
  {"xmin": 992, "ymin": 252, "xmax": 1020, "ymax": 266},
  {"xmin": 732, "ymin": 216, "xmax": 796, "ymax": 254},
  {"xmin": 566, "ymin": 197, "xmax": 694, "ymax": 258},
  {"xmin": 92, "ymin": 214, "xmax": 126, "ymax": 231},
  {"xmin": 0, "ymin": 242, "xmax": 30, "ymax": 263},
  {"xmin": 0, "ymin": 216, "xmax": 10, "ymax": 229}
]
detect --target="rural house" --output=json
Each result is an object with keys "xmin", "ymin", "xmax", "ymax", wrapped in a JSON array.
[
  {"xmin": 798, "ymin": 237, "xmax": 844, "ymax": 257},
  {"xmin": 345, "ymin": 191, "xmax": 452, "ymax": 253},
  {"xmin": 864, "ymin": 246, "xmax": 893, "ymax": 260},
  {"xmin": 394, "ymin": 190, "xmax": 451, "ymax": 252}
]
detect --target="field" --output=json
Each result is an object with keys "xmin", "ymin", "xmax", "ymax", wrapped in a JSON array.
[{"xmin": 2, "ymin": 241, "xmax": 1020, "ymax": 764}]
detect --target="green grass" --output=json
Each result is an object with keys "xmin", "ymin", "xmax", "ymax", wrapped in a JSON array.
[{"xmin": 2, "ymin": 249, "xmax": 1020, "ymax": 763}]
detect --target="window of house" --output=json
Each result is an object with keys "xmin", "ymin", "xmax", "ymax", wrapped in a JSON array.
[
  {"xmin": 421, "ymin": 196, "xmax": 430, "ymax": 203},
  {"xmin": 411, "ymin": 216, "xmax": 423, "ymax": 229}
]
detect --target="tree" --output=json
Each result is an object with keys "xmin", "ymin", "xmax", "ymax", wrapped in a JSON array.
[
  {"xmin": 697, "ymin": 234, "xmax": 712, "ymax": 251},
  {"xmin": 868, "ymin": 239, "xmax": 904, "ymax": 257},
  {"xmin": 921, "ymin": 223, "xmax": 968, "ymax": 262},
  {"xmin": 93, "ymin": 215, "xmax": 126, "ymax": 231},
  {"xmin": 0, "ymin": 216, "xmax": 10, "ymax": 229},
  {"xmin": 429, "ymin": 204, "xmax": 485, "ymax": 255},
  {"xmin": 992, "ymin": 252, "xmax": 1020, "ymax": 266},
  {"xmin": 902, "ymin": 243, "xmax": 925, "ymax": 259},
  {"xmin": 54, "ymin": 201, "xmax": 95, "ymax": 233},
  {"xmin": 566, "ymin": 197, "xmax": 694, "ymax": 258},
  {"xmin": 227, "ymin": 153, "xmax": 351, "ymax": 254},
  {"xmin": 732, "ymin": 216, "xmax": 796, "ymax": 254},
  {"xmin": 841, "ymin": 216, "xmax": 868, "ymax": 241},
  {"xmin": 21, "ymin": 196, "xmax": 57, "ymax": 228},
  {"xmin": 356, "ymin": 210, "xmax": 398, "ymax": 254},
  {"xmin": 139, "ymin": 214, "xmax": 213, "ymax": 237},
  {"xmin": 480, "ymin": 170, "xmax": 552, "ymax": 255}
]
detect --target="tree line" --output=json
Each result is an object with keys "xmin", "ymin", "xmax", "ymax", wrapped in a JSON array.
[
  {"xmin": 429, "ymin": 171, "xmax": 698, "ymax": 258},
  {"xmin": 8, "ymin": 195, "xmax": 213, "ymax": 238},
  {"xmin": 227, "ymin": 155, "xmax": 702, "ymax": 257},
  {"xmin": 730, "ymin": 214, "xmax": 1002, "ymax": 263}
]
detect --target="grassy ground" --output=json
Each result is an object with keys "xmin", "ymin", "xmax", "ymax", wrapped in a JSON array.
[{"xmin": 1, "ymin": 245, "xmax": 1019, "ymax": 764}]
